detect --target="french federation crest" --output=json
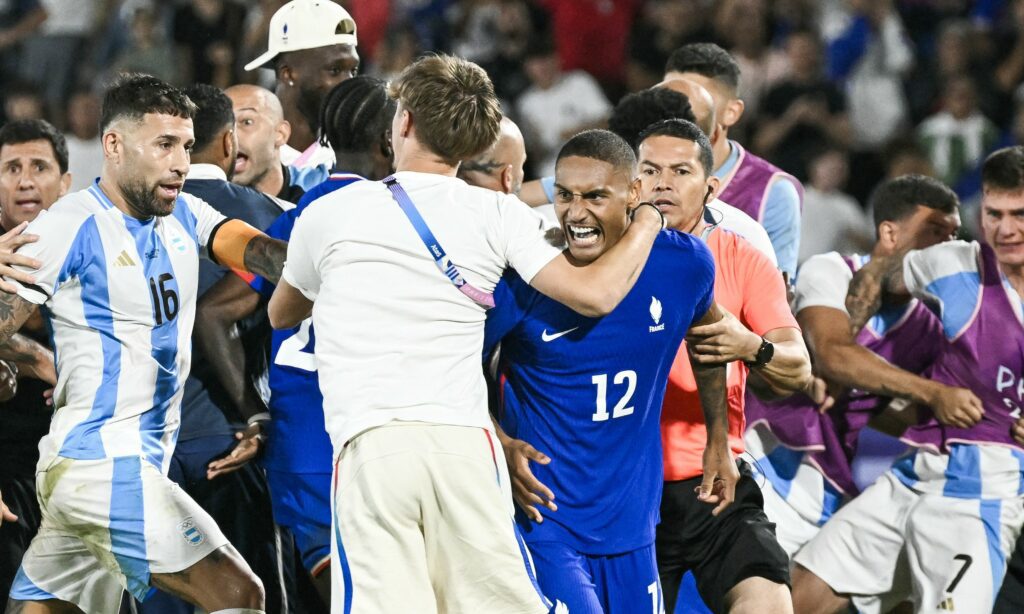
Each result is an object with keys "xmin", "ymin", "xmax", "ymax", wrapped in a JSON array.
[
  {"xmin": 649, "ymin": 296, "xmax": 665, "ymax": 332},
  {"xmin": 178, "ymin": 517, "xmax": 205, "ymax": 546}
]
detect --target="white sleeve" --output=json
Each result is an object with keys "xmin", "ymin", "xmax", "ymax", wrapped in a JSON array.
[
  {"xmin": 794, "ymin": 252, "xmax": 854, "ymax": 314},
  {"xmin": 183, "ymin": 194, "xmax": 228, "ymax": 248},
  {"xmin": 710, "ymin": 200, "xmax": 778, "ymax": 266},
  {"xmin": 2, "ymin": 207, "xmax": 88, "ymax": 305},
  {"xmin": 280, "ymin": 204, "xmax": 322, "ymax": 301},
  {"xmin": 903, "ymin": 240, "xmax": 980, "ymax": 299},
  {"xmin": 498, "ymin": 195, "xmax": 563, "ymax": 284}
]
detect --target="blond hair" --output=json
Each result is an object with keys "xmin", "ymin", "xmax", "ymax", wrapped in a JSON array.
[{"xmin": 388, "ymin": 54, "xmax": 502, "ymax": 165}]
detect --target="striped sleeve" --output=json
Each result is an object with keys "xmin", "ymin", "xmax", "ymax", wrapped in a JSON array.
[{"xmin": 903, "ymin": 241, "xmax": 981, "ymax": 339}]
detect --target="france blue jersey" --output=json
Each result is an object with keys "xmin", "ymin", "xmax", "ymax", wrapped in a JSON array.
[
  {"xmin": 485, "ymin": 230, "xmax": 716, "ymax": 554},
  {"xmin": 251, "ymin": 173, "xmax": 365, "ymax": 472}
]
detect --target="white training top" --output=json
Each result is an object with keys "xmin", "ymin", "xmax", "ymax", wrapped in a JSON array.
[
  {"xmin": 6, "ymin": 183, "xmax": 225, "ymax": 473},
  {"xmin": 704, "ymin": 198, "xmax": 778, "ymax": 267},
  {"xmin": 283, "ymin": 171, "xmax": 563, "ymax": 451}
]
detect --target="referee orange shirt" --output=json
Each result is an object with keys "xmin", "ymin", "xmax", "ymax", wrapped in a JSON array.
[{"xmin": 661, "ymin": 228, "xmax": 798, "ymax": 482}]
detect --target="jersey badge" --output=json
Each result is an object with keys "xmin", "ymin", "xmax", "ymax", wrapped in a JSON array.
[{"xmin": 649, "ymin": 296, "xmax": 665, "ymax": 333}]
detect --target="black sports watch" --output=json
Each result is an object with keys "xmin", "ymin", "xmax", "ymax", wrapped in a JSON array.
[{"xmin": 745, "ymin": 337, "xmax": 774, "ymax": 368}]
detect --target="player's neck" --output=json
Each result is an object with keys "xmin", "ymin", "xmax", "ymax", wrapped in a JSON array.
[
  {"xmin": 255, "ymin": 163, "xmax": 285, "ymax": 197},
  {"xmin": 999, "ymin": 260, "xmax": 1024, "ymax": 300},
  {"xmin": 394, "ymin": 145, "xmax": 458, "ymax": 178},
  {"xmin": 285, "ymin": 113, "xmax": 316, "ymax": 152},
  {"xmin": 711, "ymin": 135, "xmax": 731, "ymax": 172},
  {"xmin": 97, "ymin": 177, "xmax": 150, "ymax": 220}
]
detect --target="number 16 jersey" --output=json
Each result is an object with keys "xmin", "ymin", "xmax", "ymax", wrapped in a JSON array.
[
  {"xmin": 6, "ymin": 182, "xmax": 225, "ymax": 474},
  {"xmin": 484, "ymin": 230, "xmax": 716, "ymax": 554}
]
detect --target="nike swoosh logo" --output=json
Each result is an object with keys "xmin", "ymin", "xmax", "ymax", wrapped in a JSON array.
[{"xmin": 541, "ymin": 327, "xmax": 578, "ymax": 342}]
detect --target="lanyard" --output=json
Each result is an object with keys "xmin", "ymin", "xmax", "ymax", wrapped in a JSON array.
[{"xmin": 383, "ymin": 175, "xmax": 495, "ymax": 309}]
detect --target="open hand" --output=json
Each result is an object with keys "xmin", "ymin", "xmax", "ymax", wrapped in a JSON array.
[
  {"xmin": 503, "ymin": 437, "xmax": 557, "ymax": 523},
  {"xmin": 0, "ymin": 222, "xmax": 40, "ymax": 294},
  {"xmin": 206, "ymin": 423, "xmax": 264, "ymax": 480},
  {"xmin": 687, "ymin": 307, "xmax": 761, "ymax": 364}
]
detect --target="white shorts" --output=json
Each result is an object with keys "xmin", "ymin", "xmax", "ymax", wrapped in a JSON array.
[
  {"xmin": 330, "ymin": 422, "xmax": 550, "ymax": 614},
  {"xmin": 744, "ymin": 424, "xmax": 844, "ymax": 558},
  {"xmin": 9, "ymin": 455, "xmax": 228, "ymax": 612},
  {"xmin": 794, "ymin": 470, "xmax": 1024, "ymax": 613}
]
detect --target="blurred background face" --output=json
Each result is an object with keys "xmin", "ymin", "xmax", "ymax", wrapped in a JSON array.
[
  {"xmin": 787, "ymin": 32, "xmax": 821, "ymax": 80},
  {"xmin": 945, "ymin": 76, "xmax": 977, "ymax": 119},
  {"xmin": 554, "ymin": 156, "xmax": 634, "ymax": 263},
  {"xmin": 637, "ymin": 135, "xmax": 714, "ymax": 230},
  {"xmin": 809, "ymin": 150, "xmax": 848, "ymax": 192},
  {"xmin": 982, "ymin": 190, "xmax": 1024, "ymax": 268},
  {"xmin": 285, "ymin": 44, "xmax": 360, "ymax": 131},
  {"xmin": 524, "ymin": 54, "xmax": 560, "ymax": 89},
  {"xmin": 67, "ymin": 92, "xmax": 101, "ymax": 140},
  {"xmin": 0, "ymin": 139, "xmax": 69, "ymax": 227}
]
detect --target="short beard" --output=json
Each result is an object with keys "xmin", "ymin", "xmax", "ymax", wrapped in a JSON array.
[
  {"xmin": 297, "ymin": 85, "xmax": 323, "ymax": 136},
  {"xmin": 120, "ymin": 178, "xmax": 174, "ymax": 218}
]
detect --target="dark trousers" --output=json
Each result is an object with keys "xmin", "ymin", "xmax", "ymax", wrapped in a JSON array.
[{"xmin": 0, "ymin": 474, "xmax": 41, "ymax": 602}]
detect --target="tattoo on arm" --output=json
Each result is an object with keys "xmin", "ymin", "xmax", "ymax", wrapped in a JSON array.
[
  {"xmin": 242, "ymin": 235, "xmax": 287, "ymax": 284},
  {"xmin": 0, "ymin": 332, "xmax": 48, "ymax": 365},
  {"xmin": 0, "ymin": 293, "xmax": 37, "ymax": 345}
]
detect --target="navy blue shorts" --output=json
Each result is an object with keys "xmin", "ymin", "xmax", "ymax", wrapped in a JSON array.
[{"xmin": 266, "ymin": 469, "xmax": 332, "ymax": 576}]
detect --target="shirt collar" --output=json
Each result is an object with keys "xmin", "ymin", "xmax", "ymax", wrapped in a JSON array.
[{"xmin": 186, "ymin": 163, "xmax": 228, "ymax": 182}]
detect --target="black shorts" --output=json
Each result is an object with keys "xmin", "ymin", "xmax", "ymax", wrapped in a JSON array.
[
  {"xmin": 656, "ymin": 461, "xmax": 790, "ymax": 613},
  {"xmin": 995, "ymin": 524, "xmax": 1024, "ymax": 613}
]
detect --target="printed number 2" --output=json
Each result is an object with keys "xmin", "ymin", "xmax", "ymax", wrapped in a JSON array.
[
  {"xmin": 276, "ymin": 319, "xmax": 316, "ymax": 371},
  {"xmin": 946, "ymin": 554, "xmax": 973, "ymax": 593},
  {"xmin": 148, "ymin": 273, "xmax": 178, "ymax": 325},
  {"xmin": 592, "ymin": 370, "xmax": 637, "ymax": 422}
]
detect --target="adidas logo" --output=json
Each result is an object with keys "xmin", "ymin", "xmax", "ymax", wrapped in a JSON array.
[
  {"xmin": 938, "ymin": 597, "xmax": 954, "ymax": 610},
  {"xmin": 114, "ymin": 250, "xmax": 137, "ymax": 267}
]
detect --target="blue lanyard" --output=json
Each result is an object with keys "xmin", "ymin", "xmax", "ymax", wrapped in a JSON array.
[{"xmin": 383, "ymin": 175, "xmax": 495, "ymax": 309}]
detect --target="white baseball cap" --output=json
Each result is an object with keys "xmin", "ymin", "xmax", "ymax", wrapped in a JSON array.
[{"xmin": 244, "ymin": 0, "xmax": 358, "ymax": 71}]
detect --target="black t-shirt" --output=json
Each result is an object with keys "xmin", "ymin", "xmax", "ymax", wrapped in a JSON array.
[{"xmin": 759, "ymin": 80, "xmax": 846, "ymax": 179}]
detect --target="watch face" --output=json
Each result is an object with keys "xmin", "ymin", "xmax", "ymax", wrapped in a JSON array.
[{"xmin": 758, "ymin": 340, "xmax": 774, "ymax": 364}]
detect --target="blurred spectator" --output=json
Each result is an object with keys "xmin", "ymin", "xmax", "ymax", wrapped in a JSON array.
[
  {"xmin": 449, "ymin": 0, "xmax": 502, "ymax": 64},
  {"xmin": 824, "ymin": 0, "xmax": 914, "ymax": 151},
  {"xmin": 516, "ymin": 37, "xmax": 612, "ymax": 178},
  {"xmin": 110, "ymin": 5, "xmax": 178, "ymax": 85},
  {"xmin": 627, "ymin": 0, "xmax": 716, "ymax": 92},
  {"xmin": 884, "ymin": 138, "xmax": 935, "ymax": 179},
  {"xmin": 539, "ymin": 0, "xmax": 641, "ymax": 96},
  {"xmin": 0, "ymin": 0, "xmax": 46, "ymax": 90},
  {"xmin": 754, "ymin": 29, "xmax": 850, "ymax": 180},
  {"xmin": 63, "ymin": 89, "xmax": 102, "ymax": 192},
  {"xmin": 370, "ymin": 24, "xmax": 421, "ymax": 83},
  {"xmin": 917, "ymin": 74, "xmax": 999, "ymax": 188},
  {"xmin": 906, "ymin": 19, "xmax": 975, "ymax": 126},
  {"xmin": 173, "ymin": 0, "xmax": 246, "ymax": 87},
  {"xmin": 714, "ymin": 0, "xmax": 788, "ymax": 122},
  {"xmin": 344, "ymin": 0, "xmax": 390, "ymax": 63},
  {"xmin": 477, "ymin": 0, "xmax": 541, "ymax": 104},
  {"xmin": 2, "ymin": 82, "xmax": 44, "ymax": 122},
  {"xmin": 19, "ymin": 0, "xmax": 99, "ymax": 123},
  {"xmin": 798, "ymin": 146, "xmax": 872, "ymax": 263}
]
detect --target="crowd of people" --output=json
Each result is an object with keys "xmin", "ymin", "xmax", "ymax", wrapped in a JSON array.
[{"xmin": 0, "ymin": 0, "xmax": 1023, "ymax": 613}]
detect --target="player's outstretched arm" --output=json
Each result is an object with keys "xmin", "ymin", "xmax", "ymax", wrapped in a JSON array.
[
  {"xmin": 799, "ymin": 306, "xmax": 982, "ymax": 428},
  {"xmin": 0, "ymin": 333, "xmax": 54, "ymax": 385},
  {"xmin": 529, "ymin": 204, "xmax": 662, "ymax": 317},
  {"xmin": 195, "ymin": 273, "xmax": 266, "ymax": 420},
  {"xmin": 686, "ymin": 303, "xmax": 739, "ymax": 516},
  {"xmin": 209, "ymin": 219, "xmax": 288, "ymax": 284},
  {"xmin": 268, "ymin": 278, "xmax": 313, "ymax": 330}
]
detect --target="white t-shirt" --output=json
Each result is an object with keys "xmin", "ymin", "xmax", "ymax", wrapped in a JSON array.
[
  {"xmin": 280, "ymin": 141, "xmax": 336, "ymax": 169},
  {"xmin": 704, "ymin": 198, "xmax": 778, "ymax": 267},
  {"xmin": 283, "ymin": 171, "xmax": 563, "ymax": 450},
  {"xmin": 798, "ymin": 187, "xmax": 872, "ymax": 264}
]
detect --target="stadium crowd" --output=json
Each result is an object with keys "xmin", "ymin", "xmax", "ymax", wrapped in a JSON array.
[{"xmin": 0, "ymin": 0, "xmax": 1023, "ymax": 613}]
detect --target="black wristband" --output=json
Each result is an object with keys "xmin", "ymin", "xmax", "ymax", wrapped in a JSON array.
[{"xmin": 630, "ymin": 201, "xmax": 667, "ymax": 230}]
